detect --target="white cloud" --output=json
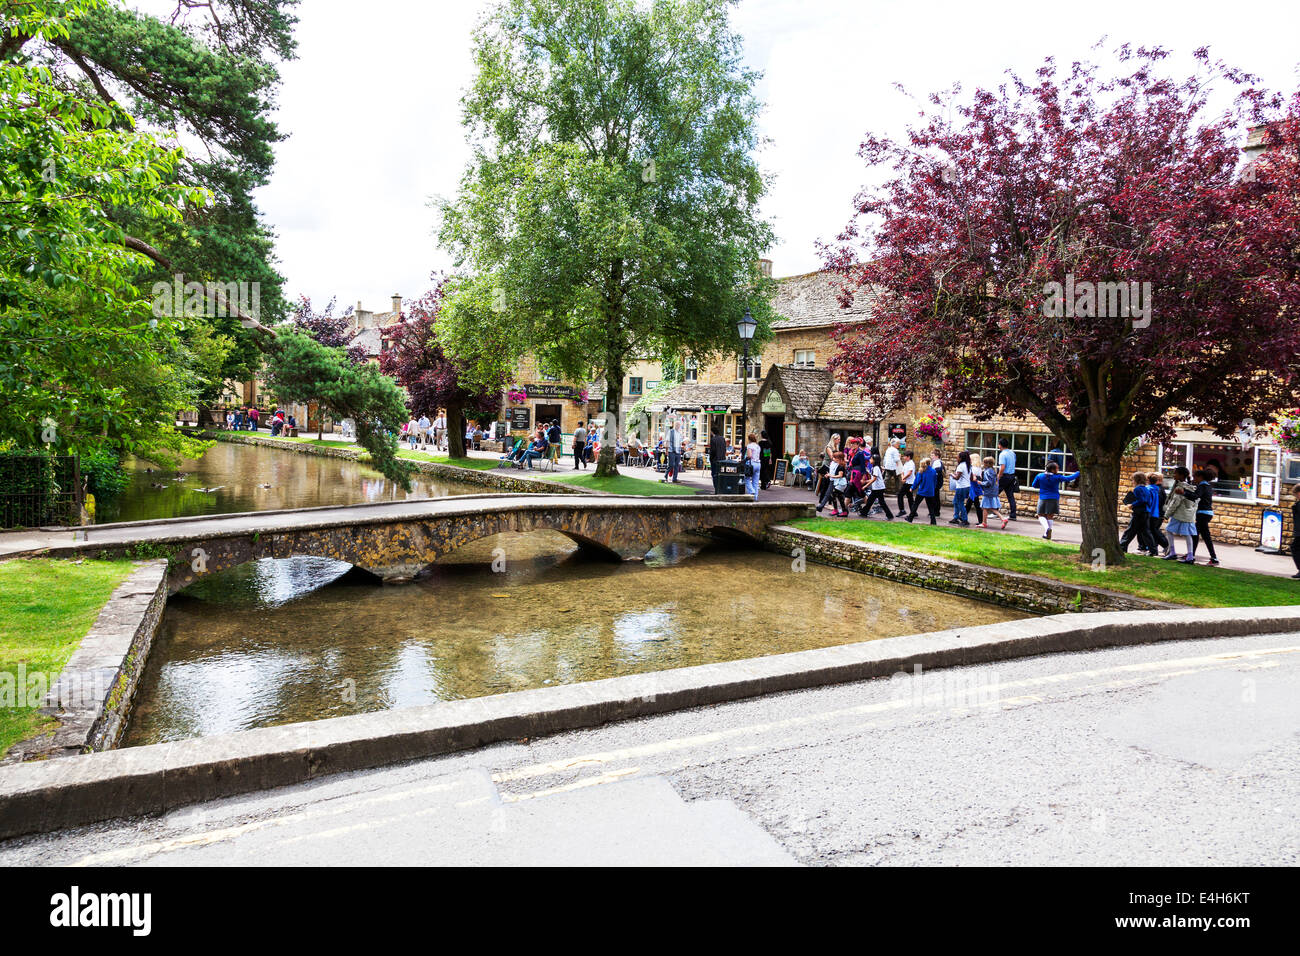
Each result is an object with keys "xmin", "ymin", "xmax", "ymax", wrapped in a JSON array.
[{"xmin": 194, "ymin": 0, "xmax": 1300, "ymax": 301}]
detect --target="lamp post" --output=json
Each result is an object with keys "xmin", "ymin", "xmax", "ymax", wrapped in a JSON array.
[{"xmin": 737, "ymin": 307, "xmax": 756, "ymax": 459}]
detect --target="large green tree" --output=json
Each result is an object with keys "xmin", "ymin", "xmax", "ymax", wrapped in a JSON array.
[
  {"xmin": 3, "ymin": 0, "xmax": 297, "ymax": 396},
  {"xmin": 437, "ymin": 0, "xmax": 775, "ymax": 476}
]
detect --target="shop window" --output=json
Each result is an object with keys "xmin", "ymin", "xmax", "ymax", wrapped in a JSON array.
[
  {"xmin": 1158, "ymin": 441, "xmax": 1277, "ymax": 501},
  {"xmin": 965, "ymin": 430, "xmax": 1074, "ymax": 490}
]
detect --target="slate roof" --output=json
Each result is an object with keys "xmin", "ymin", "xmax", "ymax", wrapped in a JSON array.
[
  {"xmin": 770, "ymin": 269, "xmax": 878, "ymax": 330},
  {"xmin": 649, "ymin": 382, "xmax": 755, "ymax": 413},
  {"xmin": 765, "ymin": 366, "xmax": 834, "ymax": 419},
  {"xmin": 816, "ymin": 382, "xmax": 886, "ymax": 421}
]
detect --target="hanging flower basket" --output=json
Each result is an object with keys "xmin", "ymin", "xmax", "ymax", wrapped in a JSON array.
[
  {"xmin": 570, "ymin": 388, "xmax": 589, "ymax": 406},
  {"xmin": 915, "ymin": 412, "xmax": 947, "ymax": 444},
  {"xmin": 506, "ymin": 385, "xmax": 527, "ymax": 404},
  {"xmin": 1273, "ymin": 409, "xmax": 1300, "ymax": 453}
]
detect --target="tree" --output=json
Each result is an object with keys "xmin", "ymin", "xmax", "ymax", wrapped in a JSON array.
[
  {"xmin": 292, "ymin": 295, "xmax": 366, "ymax": 365},
  {"xmin": 437, "ymin": 0, "xmax": 775, "ymax": 477},
  {"xmin": 262, "ymin": 331, "xmax": 413, "ymax": 488},
  {"xmin": 380, "ymin": 281, "xmax": 506, "ymax": 460},
  {"xmin": 4, "ymin": 0, "xmax": 299, "ymax": 389},
  {"xmin": 0, "ymin": 8, "xmax": 213, "ymax": 463},
  {"xmin": 824, "ymin": 47, "xmax": 1300, "ymax": 564}
]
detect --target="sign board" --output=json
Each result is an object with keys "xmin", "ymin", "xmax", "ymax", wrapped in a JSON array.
[
  {"xmin": 701, "ymin": 404, "xmax": 731, "ymax": 414},
  {"xmin": 509, "ymin": 407, "xmax": 531, "ymax": 431},
  {"xmin": 525, "ymin": 384, "xmax": 578, "ymax": 399},
  {"xmin": 772, "ymin": 459, "xmax": 788, "ymax": 483},
  {"xmin": 761, "ymin": 391, "xmax": 786, "ymax": 414},
  {"xmin": 1257, "ymin": 509, "xmax": 1284, "ymax": 553},
  {"xmin": 888, "ymin": 422, "xmax": 907, "ymax": 439}
]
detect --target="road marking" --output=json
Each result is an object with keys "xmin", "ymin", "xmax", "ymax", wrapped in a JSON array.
[{"xmin": 491, "ymin": 645, "xmax": 1299, "ymax": 796}]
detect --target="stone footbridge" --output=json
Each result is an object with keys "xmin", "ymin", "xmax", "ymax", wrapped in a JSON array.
[{"xmin": 17, "ymin": 494, "xmax": 813, "ymax": 594}]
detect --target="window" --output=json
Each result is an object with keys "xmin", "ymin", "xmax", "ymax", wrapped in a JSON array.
[
  {"xmin": 1158, "ymin": 441, "xmax": 1278, "ymax": 501},
  {"xmin": 684, "ymin": 358, "xmax": 698, "ymax": 383},
  {"xmin": 965, "ymin": 430, "xmax": 1074, "ymax": 490},
  {"xmin": 737, "ymin": 358, "xmax": 761, "ymax": 380},
  {"xmin": 628, "ymin": 377, "xmax": 643, "ymax": 396},
  {"xmin": 794, "ymin": 349, "xmax": 815, "ymax": 368}
]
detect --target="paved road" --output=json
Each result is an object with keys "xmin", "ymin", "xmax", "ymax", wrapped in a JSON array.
[{"xmin": 3, "ymin": 631, "xmax": 1296, "ymax": 866}]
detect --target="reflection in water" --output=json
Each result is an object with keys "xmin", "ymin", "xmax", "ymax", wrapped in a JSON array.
[
  {"xmin": 95, "ymin": 441, "xmax": 479, "ymax": 523},
  {"xmin": 124, "ymin": 533, "xmax": 1028, "ymax": 746}
]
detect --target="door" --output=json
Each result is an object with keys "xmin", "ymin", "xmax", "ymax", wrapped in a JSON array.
[
  {"xmin": 535, "ymin": 403, "xmax": 562, "ymax": 433},
  {"xmin": 764, "ymin": 414, "xmax": 785, "ymax": 460}
]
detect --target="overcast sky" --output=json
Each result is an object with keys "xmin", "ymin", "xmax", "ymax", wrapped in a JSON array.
[{"xmin": 177, "ymin": 0, "xmax": 1300, "ymax": 311}]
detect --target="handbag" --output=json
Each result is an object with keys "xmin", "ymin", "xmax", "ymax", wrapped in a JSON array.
[{"xmin": 743, "ymin": 459, "xmax": 754, "ymax": 478}]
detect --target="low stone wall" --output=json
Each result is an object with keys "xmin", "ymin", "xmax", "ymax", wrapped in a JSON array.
[
  {"xmin": 4, "ymin": 559, "xmax": 168, "ymax": 762},
  {"xmin": 200, "ymin": 430, "xmax": 595, "ymax": 496},
  {"xmin": 764, "ymin": 526, "xmax": 1177, "ymax": 614}
]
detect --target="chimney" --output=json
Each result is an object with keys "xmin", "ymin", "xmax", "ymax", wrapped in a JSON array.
[{"xmin": 391, "ymin": 293, "xmax": 402, "ymax": 317}]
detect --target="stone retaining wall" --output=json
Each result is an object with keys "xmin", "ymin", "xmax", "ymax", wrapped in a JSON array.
[
  {"xmin": 4, "ymin": 559, "xmax": 168, "ymax": 762},
  {"xmin": 201, "ymin": 430, "xmax": 595, "ymax": 496},
  {"xmin": 764, "ymin": 526, "xmax": 1177, "ymax": 614}
]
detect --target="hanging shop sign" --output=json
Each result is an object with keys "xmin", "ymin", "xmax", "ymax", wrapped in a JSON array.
[{"xmin": 524, "ymin": 384, "xmax": 578, "ymax": 399}]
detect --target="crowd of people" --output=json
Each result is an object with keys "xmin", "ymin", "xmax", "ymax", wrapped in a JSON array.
[
  {"xmin": 223, "ymin": 406, "xmax": 297, "ymax": 435},
  {"xmin": 400, "ymin": 413, "xmax": 450, "ymax": 450},
  {"xmin": 804, "ymin": 433, "xmax": 1232, "ymax": 566}
]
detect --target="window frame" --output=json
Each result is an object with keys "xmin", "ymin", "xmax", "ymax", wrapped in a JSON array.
[
  {"xmin": 964, "ymin": 429, "xmax": 1075, "ymax": 492},
  {"xmin": 793, "ymin": 349, "xmax": 815, "ymax": 368}
]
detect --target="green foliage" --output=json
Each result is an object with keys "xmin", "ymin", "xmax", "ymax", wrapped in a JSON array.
[
  {"xmin": 263, "ymin": 331, "xmax": 414, "ymax": 489},
  {"xmin": 78, "ymin": 447, "xmax": 129, "ymax": 501},
  {"xmin": 437, "ymin": 0, "xmax": 777, "ymax": 467}
]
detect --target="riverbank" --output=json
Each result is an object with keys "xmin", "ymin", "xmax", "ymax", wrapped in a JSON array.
[
  {"xmin": 789, "ymin": 517, "xmax": 1300, "ymax": 608},
  {"xmin": 196, "ymin": 429, "xmax": 694, "ymax": 497},
  {"xmin": 0, "ymin": 559, "xmax": 138, "ymax": 754}
]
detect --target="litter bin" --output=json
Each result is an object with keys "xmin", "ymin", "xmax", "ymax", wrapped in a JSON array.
[{"xmin": 715, "ymin": 458, "xmax": 744, "ymax": 495}]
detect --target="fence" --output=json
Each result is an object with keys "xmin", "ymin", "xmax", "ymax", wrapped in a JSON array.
[{"xmin": 0, "ymin": 454, "xmax": 84, "ymax": 528}]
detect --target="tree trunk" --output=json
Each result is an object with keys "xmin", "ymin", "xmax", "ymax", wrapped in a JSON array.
[
  {"xmin": 593, "ymin": 367, "xmax": 622, "ymax": 478},
  {"xmin": 447, "ymin": 403, "xmax": 466, "ymax": 459},
  {"xmin": 1076, "ymin": 451, "xmax": 1124, "ymax": 566}
]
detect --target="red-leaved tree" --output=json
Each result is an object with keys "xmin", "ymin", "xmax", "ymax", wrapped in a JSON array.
[
  {"xmin": 379, "ymin": 280, "xmax": 504, "ymax": 459},
  {"xmin": 292, "ymin": 295, "xmax": 367, "ymax": 366},
  {"xmin": 824, "ymin": 47, "xmax": 1300, "ymax": 563}
]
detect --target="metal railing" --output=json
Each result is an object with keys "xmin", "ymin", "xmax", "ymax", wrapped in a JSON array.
[{"xmin": 0, "ymin": 454, "xmax": 83, "ymax": 528}]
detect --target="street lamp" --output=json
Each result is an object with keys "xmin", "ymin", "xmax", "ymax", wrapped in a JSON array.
[{"xmin": 737, "ymin": 307, "xmax": 756, "ymax": 460}]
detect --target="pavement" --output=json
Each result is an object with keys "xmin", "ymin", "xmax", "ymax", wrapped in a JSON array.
[{"xmin": 3, "ymin": 630, "xmax": 1296, "ymax": 866}]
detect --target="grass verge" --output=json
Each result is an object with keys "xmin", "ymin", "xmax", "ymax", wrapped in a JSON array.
[
  {"xmin": 0, "ymin": 558, "xmax": 137, "ymax": 753},
  {"xmin": 790, "ymin": 517, "xmax": 1300, "ymax": 609},
  {"xmin": 547, "ymin": 473, "xmax": 698, "ymax": 496}
]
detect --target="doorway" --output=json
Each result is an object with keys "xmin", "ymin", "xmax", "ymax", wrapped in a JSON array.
[
  {"xmin": 535, "ymin": 403, "xmax": 562, "ymax": 433},
  {"xmin": 764, "ymin": 414, "xmax": 785, "ymax": 460}
]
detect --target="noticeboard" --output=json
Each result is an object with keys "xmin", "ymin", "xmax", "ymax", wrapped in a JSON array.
[
  {"xmin": 509, "ymin": 407, "xmax": 531, "ymax": 432},
  {"xmin": 772, "ymin": 459, "xmax": 788, "ymax": 483}
]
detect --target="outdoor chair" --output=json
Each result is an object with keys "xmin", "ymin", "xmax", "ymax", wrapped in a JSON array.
[{"xmin": 496, "ymin": 439, "xmax": 524, "ymax": 469}]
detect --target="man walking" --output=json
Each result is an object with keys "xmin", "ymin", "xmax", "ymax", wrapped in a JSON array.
[
  {"xmin": 709, "ymin": 427, "xmax": 727, "ymax": 494},
  {"xmin": 996, "ymin": 438, "xmax": 1018, "ymax": 520},
  {"xmin": 663, "ymin": 419, "xmax": 682, "ymax": 483},
  {"xmin": 573, "ymin": 420, "xmax": 587, "ymax": 470},
  {"xmin": 417, "ymin": 413, "xmax": 431, "ymax": 449}
]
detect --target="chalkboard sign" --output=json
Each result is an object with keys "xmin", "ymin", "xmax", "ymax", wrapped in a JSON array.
[
  {"xmin": 773, "ymin": 458, "xmax": 788, "ymax": 483},
  {"xmin": 509, "ymin": 407, "xmax": 531, "ymax": 431}
]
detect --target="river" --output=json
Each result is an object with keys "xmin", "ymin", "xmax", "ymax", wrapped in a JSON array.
[{"xmin": 109, "ymin": 440, "xmax": 1027, "ymax": 746}]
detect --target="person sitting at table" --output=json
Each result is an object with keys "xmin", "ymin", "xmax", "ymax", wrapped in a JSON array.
[{"xmin": 791, "ymin": 450, "xmax": 814, "ymax": 484}]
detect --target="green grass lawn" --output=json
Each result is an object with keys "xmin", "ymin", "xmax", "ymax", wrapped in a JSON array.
[
  {"xmin": 791, "ymin": 518, "xmax": 1300, "ymax": 609},
  {"xmin": 547, "ymin": 472, "xmax": 699, "ymax": 496},
  {"xmin": 0, "ymin": 559, "xmax": 137, "ymax": 754}
]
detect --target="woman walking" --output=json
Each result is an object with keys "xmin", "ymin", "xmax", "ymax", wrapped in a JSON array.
[
  {"xmin": 816, "ymin": 434, "xmax": 842, "ymax": 512},
  {"xmin": 744, "ymin": 432, "xmax": 762, "ymax": 501},
  {"xmin": 949, "ymin": 450, "xmax": 972, "ymax": 526},
  {"xmin": 978, "ymin": 456, "xmax": 1006, "ymax": 529},
  {"xmin": 1189, "ymin": 469, "xmax": 1220, "ymax": 566},
  {"xmin": 1163, "ymin": 466, "xmax": 1199, "ymax": 563}
]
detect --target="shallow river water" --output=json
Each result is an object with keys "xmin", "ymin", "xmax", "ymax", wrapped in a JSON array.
[{"xmin": 123, "ymin": 534, "xmax": 1027, "ymax": 746}]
